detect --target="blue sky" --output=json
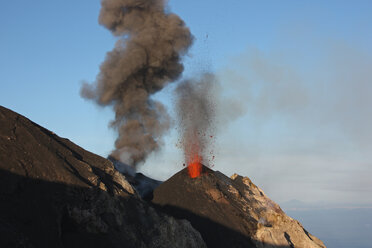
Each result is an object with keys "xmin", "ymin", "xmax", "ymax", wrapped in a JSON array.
[{"xmin": 1, "ymin": 0, "xmax": 371, "ymax": 205}]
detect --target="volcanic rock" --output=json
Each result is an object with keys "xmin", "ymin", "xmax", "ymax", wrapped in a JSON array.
[
  {"xmin": 152, "ymin": 166, "xmax": 326, "ymax": 248},
  {"xmin": 0, "ymin": 106, "xmax": 206, "ymax": 248},
  {"xmin": 108, "ymin": 156, "xmax": 162, "ymax": 200}
]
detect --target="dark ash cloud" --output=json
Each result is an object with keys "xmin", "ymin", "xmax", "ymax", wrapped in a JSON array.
[{"xmin": 81, "ymin": 0, "xmax": 193, "ymax": 167}]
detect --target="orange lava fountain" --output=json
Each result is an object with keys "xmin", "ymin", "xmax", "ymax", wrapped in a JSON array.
[
  {"xmin": 176, "ymin": 75, "xmax": 216, "ymax": 179},
  {"xmin": 188, "ymin": 154, "xmax": 202, "ymax": 178},
  {"xmin": 186, "ymin": 134, "xmax": 203, "ymax": 178}
]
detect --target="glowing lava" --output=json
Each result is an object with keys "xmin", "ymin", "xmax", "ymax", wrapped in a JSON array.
[
  {"xmin": 188, "ymin": 154, "xmax": 202, "ymax": 178},
  {"xmin": 185, "ymin": 134, "xmax": 203, "ymax": 178},
  {"xmin": 176, "ymin": 74, "xmax": 216, "ymax": 179}
]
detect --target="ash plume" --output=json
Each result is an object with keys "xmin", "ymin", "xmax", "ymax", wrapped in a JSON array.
[
  {"xmin": 81, "ymin": 0, "xmax": 193, "ymax": 167},
  {"xmin": 175, "ymin": 73, "xmax": 217, "ymax": 167}
]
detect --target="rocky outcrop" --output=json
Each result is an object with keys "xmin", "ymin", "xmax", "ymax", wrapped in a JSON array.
[
  {"xmin": 0, "ymin": 106, "xmax": 206, "ymax": 248},
  {"xmin": 108, "ymin": 156, "xmax": 162, "ymax": 200},
  {"xmin": 152, "ymin": 166, "xmax": 326, "ymax": 248}
]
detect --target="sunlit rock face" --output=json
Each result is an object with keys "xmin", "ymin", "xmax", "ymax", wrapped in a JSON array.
[
  {"xmin": 152, "ymin": 165, "xmax": 326, "ymax": 248},
  {"xmin": 0, "ymin": 105, "xmax": 206, "ymax": 248}
]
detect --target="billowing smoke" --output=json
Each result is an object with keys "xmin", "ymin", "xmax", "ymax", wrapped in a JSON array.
[
  {"xmin": 81, "ymin": 0, "xmax": 193, "ymax": 167},
  {"xmin": 175, "ymin": 73, "xmax": 217, "ymax": 168}
]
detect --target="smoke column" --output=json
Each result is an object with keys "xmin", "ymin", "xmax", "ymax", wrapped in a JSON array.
[
  {"xmin": 175, "ymin": 73, "xmax": 217, "ymax": 176},
  {"xmin": 81, "ymin": 0, "xmax": 193, "ymax": 167}
]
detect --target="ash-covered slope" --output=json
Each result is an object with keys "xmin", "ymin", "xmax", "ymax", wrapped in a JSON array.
[
  {"xmin": 152, "ymin": 166, "xmax": 326, "ymax": 248},
  {"xmin": 0, "ymin": 106, "xmax": 206, "ymax": 248}
]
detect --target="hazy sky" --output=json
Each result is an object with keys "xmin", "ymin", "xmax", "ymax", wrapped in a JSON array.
[{"xmin": 1, "ymin": 0, "xmax": 371, "ymax": 205}]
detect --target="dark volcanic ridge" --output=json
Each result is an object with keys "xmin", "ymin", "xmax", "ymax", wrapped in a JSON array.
[
  {"xmin": 152, "ymin": 165, "xmax": 326, "ymax": 248},
  {"xmin": 0, "ymin": 105, "xmax": 326, "ymax": 248},
  {"xmin": 0, "ymin": 105, "xmax": 205, "ymax": 248}
]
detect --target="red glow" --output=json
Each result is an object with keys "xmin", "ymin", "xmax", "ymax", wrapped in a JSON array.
[{"xmin": 188, "ymin": 154, "xmax": 202, "ymax": 178}]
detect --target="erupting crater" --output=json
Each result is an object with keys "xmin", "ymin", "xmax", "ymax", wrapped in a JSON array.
[{"xmin": 188, "ymin": 155, "xmax": 203, "ymax": 178}]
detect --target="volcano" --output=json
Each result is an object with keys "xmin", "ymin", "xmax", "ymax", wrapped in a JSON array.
[
  {"xmin": 0, "ymin": 105, "xmax": 327, "ymax": 247},
  {"xmin": 152, "ymin": 166, "xmax": 326, "ymax": 248},
  {"xmin": 0, "ymin": 106, "xmax": 205, "ymax": 248}
]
